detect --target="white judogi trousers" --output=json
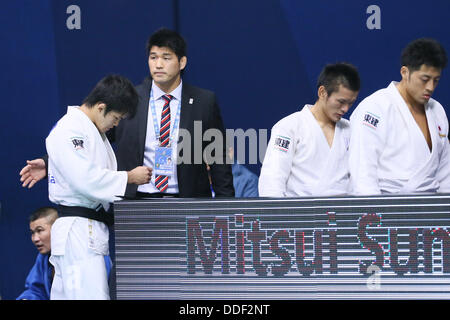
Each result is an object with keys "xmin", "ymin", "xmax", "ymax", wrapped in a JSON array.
[{"xmin": 49, "ymin": 217, "xmax": 110, "ymax": 300}]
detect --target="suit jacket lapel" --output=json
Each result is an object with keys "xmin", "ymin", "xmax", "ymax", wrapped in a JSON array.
[
  {"xmin": 180, "ymin": 82, "xmax": 193, "ymax": 131},
  {"xmin": 138, "ymin": 78, "xmax": 152, "ymax": 161}
]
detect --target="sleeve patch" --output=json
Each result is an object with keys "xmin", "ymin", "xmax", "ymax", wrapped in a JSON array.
[
  {"xmin": 274, "ymin": 135, "xmax": 291, "ymax": 152},
  {"xmin": 362, "ymin": 112, "xmax": 380, "ymax": 129},
  {"xmin": 71, "ymin": 137, "xmax": 85, "ymax": 150}
]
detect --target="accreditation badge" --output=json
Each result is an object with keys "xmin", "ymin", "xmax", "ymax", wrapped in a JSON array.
[{"xmin": 155, "ymin": 146, "xmax": 174, "ymax": 176}]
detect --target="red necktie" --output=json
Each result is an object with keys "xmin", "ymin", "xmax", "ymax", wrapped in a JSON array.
[{"xmin": 155, "ymin": 94, "xmax": 173, "ymax": 192}]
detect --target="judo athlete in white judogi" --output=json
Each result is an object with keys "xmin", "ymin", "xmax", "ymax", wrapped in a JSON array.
[
  {"xmin": 45, "ymin": 75, "xmax": 152, "ymax": 299},
  {"xmin": 259, "ymin": 63, "xmax": 360, "ymax": 197},
  {"xmin": 349, "ymin": 38, "xmax": 450, "ymax": 195}
]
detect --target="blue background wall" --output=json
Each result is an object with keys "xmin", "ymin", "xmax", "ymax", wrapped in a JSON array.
[{"xmin": 1, "ymin": 0, "xmax": 449, "ymax": 299}]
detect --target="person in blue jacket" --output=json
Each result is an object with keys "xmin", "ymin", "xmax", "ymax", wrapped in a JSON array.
[
  {"xmin": 231, "ymin": 162, "xmax": 259, "ymax": 198},
  {"xmin": 17, "ymin": 207, "xmax": 113, "ymax": 300},
  {"xmin": 17, "ymin": 207, "xmax": 58, "ymax": 300},
  {"xmin": 228, "ymin": 147, "xmax": 259, "ymax": 198},
  {"xmin": 207, "ymin": 147, "xmax": 259, "ymax": 198}
]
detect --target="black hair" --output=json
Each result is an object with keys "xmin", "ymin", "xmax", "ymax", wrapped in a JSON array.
[
  {"xmin": 146, "ymin": 27, "xmax": 187, "ymax": 60},
  {"xmin": 29, "ymin": 207, "xmax": 58, "ymax": 224},
  {"xmin": 401, "ymin": 38, "xmax": 447, "ymax": 71},
  {"xmin": 82, "ymin": 74, "xmax": 138, "ymax": 119},
  {"xmin": 317, "ymin": 62, "xmax": 360, "ymax": 96}
]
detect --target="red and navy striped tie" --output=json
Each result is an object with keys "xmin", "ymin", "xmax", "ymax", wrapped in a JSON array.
[{"xmin": 155, "ymin": 94, "xmax": 173, "ymax": 192}]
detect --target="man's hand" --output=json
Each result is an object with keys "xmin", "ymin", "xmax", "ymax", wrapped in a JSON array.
[
  {"xmin": 127, "ymin": 166, "xmax": 152, "ymax": 185},
  {"xmin": 20, "ymin": 159, "xmax": 46, "ymax": 188}
]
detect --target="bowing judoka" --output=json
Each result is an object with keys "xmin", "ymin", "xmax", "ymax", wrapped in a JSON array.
[
  {"xmin": 349, "ymin": 38, "xmax": 450, "ymax": 195},
  {"xmin": 45, "ymin": 75, "xmax": 152, "ymax": 300},
  {"xmin": 259, "ymin": 63, "xmax": 360, "ymax": 197}
]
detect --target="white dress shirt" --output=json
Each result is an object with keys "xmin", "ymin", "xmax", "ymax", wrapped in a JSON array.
[{"xmin": 138, "ymin": 80, "xmax": 182, "ymax": 194}]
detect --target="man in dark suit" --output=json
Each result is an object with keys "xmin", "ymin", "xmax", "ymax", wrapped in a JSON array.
[
  {"xmin": 113, "ymin": 28, "xmax": 234, "ymax": 198},
  {"xmin": 20, "ymin": 28, "xmax": 234, "ymax": 198}
]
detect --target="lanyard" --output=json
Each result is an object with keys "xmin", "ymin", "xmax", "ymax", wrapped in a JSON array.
[{"xmin": 149, "ymin": 88, "xmax": 181, "ymax": 144}]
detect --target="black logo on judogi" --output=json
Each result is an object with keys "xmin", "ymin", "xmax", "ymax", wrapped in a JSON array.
[
  {"xmin": 72, "ymin": 138, "xmax": 84, "ymax": 149},
  {"xmin": 363, "ymin": 113, "xmax": 380, "ymax": 129},
  {"xmin": 274, "ymin": 136, "xmax": 291, "ymax": 152}
]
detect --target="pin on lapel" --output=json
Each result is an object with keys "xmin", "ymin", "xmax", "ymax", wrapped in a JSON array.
[{"xmin": 189, "ymin": 98, "xmax": 194, "ymax": 105}]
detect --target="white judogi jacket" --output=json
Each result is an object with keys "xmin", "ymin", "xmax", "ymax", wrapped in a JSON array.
[
  {"xmin": 46, "ymin": 106, "xmax": 128, "ymax": 256},
  {"xmin": 349, "ymin": 82, "xmax": 450, "ymax": 195},
  {"xmin": 259, "ymin": 105, "xmax": 351, "ymax": 197}
]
